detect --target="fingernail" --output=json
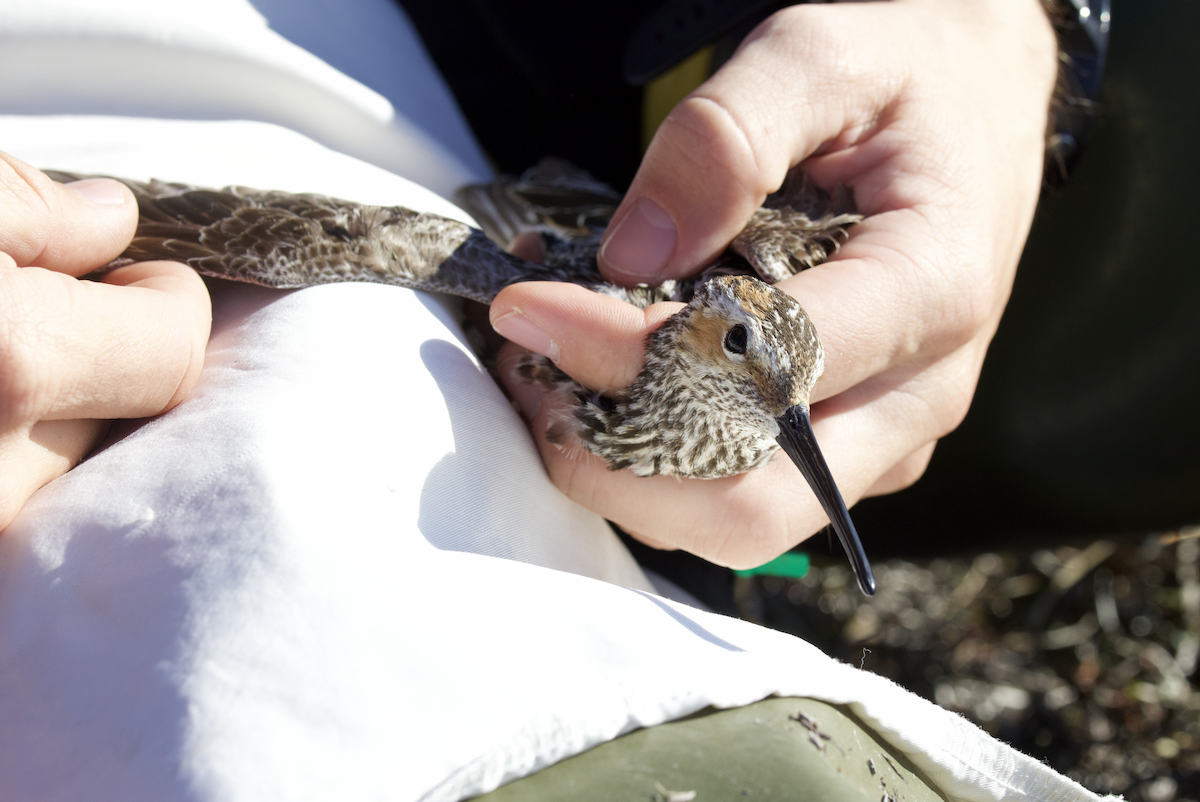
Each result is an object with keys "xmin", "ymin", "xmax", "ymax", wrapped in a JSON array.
[
  {"xmin": 65, "ymin": 178, "xmax": 127, "ymax": 205},
  {"xmin": 497, "ymin": 351, "xmax": 543, "ymax": 421},
  {"xmin": 491, "ymin": 308, "xmax": 560, "ymax": 362},
  {"xmin": 600, "ymin": 196, "xmax": 676, "ymax": 282}
]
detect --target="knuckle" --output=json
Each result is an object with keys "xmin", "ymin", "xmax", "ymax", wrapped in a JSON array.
[
  {"xmin": 939, "ymin": 385, "xmax": 975, "ymax": 436},
  {"xmin": 545, "ymin": 437, "xmax": 599, "ymax": 507},
  {"xmin": 646, "ymin": 98, "xmax": 773, "ymax": 264},
  {"xmin": 888, "ymin": 446, "xmax": 936, "ymax": 491},
  {"xmin": 753, "ymin": 5, "xmax": 878, "ymax": 98},
  {"xmin": 0, "ymin": 328, "xmax": 44, "ymax": 427},
  {"xmin": 659, "ymin": 96, "xmax": 765, "ymax": 195},
  {"xmin": 907, "ymin": 248, "xmax": 1001, "ymax": 359},
  {"xmin": 884, "ymin": 207, "xmax": 1010, "ymax": 365},
  {"xmin": 765, "ymin": 4, "xmax": 844, "ymax": 51},
  {"xmin": 0, "ymin": 275, "xmax": 57, "ymax": 427},
  {"xmin": 0, "ymin": 157, "xmax": 58, "ymax": 267},
  {"xmin": 899, "ymin": 372, "xmax": 973, "ymax": 446},
  {"xmin": 945, "ymin": 274, "xmax": 996, "ymax": 345},
  {"xmin": 720, "ymin": 507, "xmax": 778, "ymax": 568},
  {"xmin": 715, "ymin": 488, "xmax": 804, "ymax": 569},
  {"xmin": 885, "ymin": 351, "xmax": 979, "ymax": 457},
  {"xmin": 919, "ymin": 359, "xmax": 978, "ymax": 440}
]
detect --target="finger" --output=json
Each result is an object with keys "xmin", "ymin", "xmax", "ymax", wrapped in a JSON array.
[
  {"xmin": 622, "ymin": 530, "xmax": 676, "ymax": 552},
  {"xmin": 775, "ymin": 206, "xmax": 1004, "ymax": 405},
  {"xmin": 0, "ymin": 152, "xmax": 138, "ymax": 274},
  {"xmin": 864, "ymin": 441, "xmax": 937, "ymax": 497},
  {"xmin": 490, "ymin": 282, "xmax": 681, "ymax": 395},
  {"xmin": 598, "ymin": 3, "xmax": 903, "ymax": 285},
  {"xmin": 0, "ymin": 260, "xmax": 211, "ymax": 425},
  {"xmin": 0, "ymin": 418, "xmax": 110, "ymax": 530}
]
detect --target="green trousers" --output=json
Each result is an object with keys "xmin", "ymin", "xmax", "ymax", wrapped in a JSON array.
[{"xmin": 478, "ymin": 697, "xmax": 946, "ymax": 802}]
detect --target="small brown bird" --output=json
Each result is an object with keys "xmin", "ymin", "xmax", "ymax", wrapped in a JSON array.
[{"xmin": 47, "ymin": 160, "xmax": 876, "ymax": 595}]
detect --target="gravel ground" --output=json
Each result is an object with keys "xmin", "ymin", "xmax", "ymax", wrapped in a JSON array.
[{"xmin": 732, "ymin": 528, "xmax": 1200, "ymax": 802}]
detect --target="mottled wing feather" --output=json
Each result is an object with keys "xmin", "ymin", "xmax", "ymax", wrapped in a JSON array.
[
  {"xmin": 506, "ymin": 157, "xmax": 620, "ymax": 235},
  {"xmin": 763, "ymin": 167, "xmax": 857, "ymax": 218},
  {"xmin": 57, "ymin": 176, "xmax": 577, "ymax": 304},
  {"xmin": 455, "ymin": 157, "xmax": 620, "ymax": 247},
  {"xmin": 731, "ymin": 207, "xmax": 862, "ymax": 283},
  {"xmin": 731, "ymin": 169, "xmax": 862, "ymax": 283},
  {"xmin": 514, "ymin": 156, "xmax": 621, "ymax": 200},
  {"xmin": 48, "ymin": 161, "xmax": 857, "ymax": 310},
  {"xmin": 513, "ymin": 350, "xmax": 670, "ymax": 474},
  {"xmin": 453, "ymin": 175, "xmax": 538, "ymax": 247}
]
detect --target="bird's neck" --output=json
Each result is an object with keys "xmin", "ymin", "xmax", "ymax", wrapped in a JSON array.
[{"xmin": 573, "ymin": 315, "xmax": 780, "ymax": 479}]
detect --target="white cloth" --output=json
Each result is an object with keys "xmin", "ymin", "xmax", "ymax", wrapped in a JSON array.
[{"xmin": 0, "ymin": 3, "xmax": 1113, "ymax": 801}]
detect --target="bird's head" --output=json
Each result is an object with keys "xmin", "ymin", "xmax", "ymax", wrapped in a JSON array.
[
  {"xmin": 640, "ymin": 275, "xmax": 876, "ymax": 595},
  {"xmin": 669, "ymin": 275, "xmax": 825, "ymax": 418}
]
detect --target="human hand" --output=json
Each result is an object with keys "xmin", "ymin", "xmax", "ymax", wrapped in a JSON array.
[
  {"xmin": 489, "ymin": 0, "xmax": 1057, "ymax": 569},
  {"xmin": 0, "ymin": 153, "xmax": 211, "ymax": 530}
]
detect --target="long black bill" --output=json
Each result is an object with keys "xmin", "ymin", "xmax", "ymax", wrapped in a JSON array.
[{"xmin": 775, "ymin": 405, "xmax": 876, "ymax": 595}]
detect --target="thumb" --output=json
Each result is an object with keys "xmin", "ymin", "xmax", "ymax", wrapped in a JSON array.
[
  {"xmin": 597, "ymin": 5, "xmax": 896, "ymax": 285},
  {"xmin": 0, "ymin": 151, "xmax": 138, "ymax": 274}
]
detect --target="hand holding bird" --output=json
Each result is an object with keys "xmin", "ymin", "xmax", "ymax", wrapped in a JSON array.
[{"xmin": 494, "ymin": 0, "xmax": 1057, "ymax": 578}]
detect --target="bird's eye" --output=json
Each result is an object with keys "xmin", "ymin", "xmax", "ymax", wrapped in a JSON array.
[{"xmin": 724, "ymin": 324, "xmax": 748, "ymax": 355}]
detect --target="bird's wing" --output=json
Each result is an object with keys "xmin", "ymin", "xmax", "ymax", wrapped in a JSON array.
[
  {"xmin": 44, "ymin": 161, "xmax": 860, "ymax": 305},
  {"xmin": 47, "ymin": 171, "xmax": 574, "ymax": 304},
  {"xmin": 764, "ymin": 167, "xmax": 857, "ymax": 218},
  {"xmin": 732, "ymin": 168, "xmax": 862, "ymax": 283},
  {"xmin": 452, "ymin": 173, "xmax": 538, "ymax": 248},
  {"xmin": 454, "ymin": 157, "xmax": 620, "ymax": 247},
  {"xmin": 731, "ymin": 207, "xmax": 862, "ymax": 283}
]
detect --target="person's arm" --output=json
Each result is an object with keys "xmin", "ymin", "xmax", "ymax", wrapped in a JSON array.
[
  {"xmin": 0, "ymin": 153, "xmax": 211, "ymax": 529},
  {"xmin": 489, "ymin": 0, "xmax": 1057, "ymax": 568}
]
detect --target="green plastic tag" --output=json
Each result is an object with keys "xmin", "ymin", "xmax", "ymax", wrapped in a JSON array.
[{"xmin": 732, "ymin": 552, "xmax": 810, "ymax": 579}]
